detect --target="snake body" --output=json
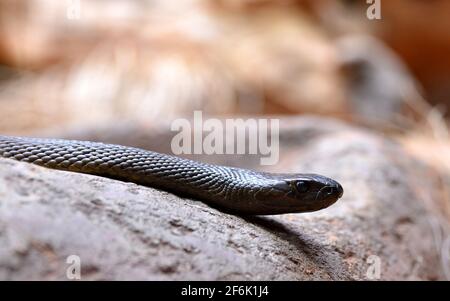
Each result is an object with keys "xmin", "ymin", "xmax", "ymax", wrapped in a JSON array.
[{"xmin": 0, "ymin": 135, "xmax": 343, "ymax": 215}]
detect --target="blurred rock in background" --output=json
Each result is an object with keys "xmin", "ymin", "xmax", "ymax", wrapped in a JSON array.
[
  {"xmin": 336, "ymin": 34, "xmax": 427, "ymax": 129},
  {"xmin": 299, "ymin": 0, "xmax": 450, "ymax": 114}
]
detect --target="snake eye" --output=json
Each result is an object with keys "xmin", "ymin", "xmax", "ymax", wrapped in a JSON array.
[{"xmin": 294, "ymin": 180, "xmax": 309, "ymax": 193}]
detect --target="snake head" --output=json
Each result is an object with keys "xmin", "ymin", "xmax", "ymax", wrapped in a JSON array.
[{"xmin": 255, "ymin": 173, "xmax": 343, "ymax": 214}]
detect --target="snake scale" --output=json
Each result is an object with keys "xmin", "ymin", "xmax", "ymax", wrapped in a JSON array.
[{"xmin": 0, "ymin": 135, "xmax": 343, "ymax": 215}]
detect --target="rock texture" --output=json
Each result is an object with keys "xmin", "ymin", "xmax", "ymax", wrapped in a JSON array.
[{"xmin": 0, "ymin": 118, "xmax": 446, "ymax": 280}]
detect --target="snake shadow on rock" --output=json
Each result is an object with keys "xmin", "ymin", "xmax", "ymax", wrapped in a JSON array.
[{"xmin": 242, "ymin": 215, "xmax": 338, "ymax": 273}]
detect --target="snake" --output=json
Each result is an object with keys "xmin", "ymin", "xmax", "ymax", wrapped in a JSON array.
[{"xmin": 0, "ymin": 135, "xmax": 343, "ymax": 215}]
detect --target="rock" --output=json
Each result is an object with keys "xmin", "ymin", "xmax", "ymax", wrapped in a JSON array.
[
  {"xmin": 336, "ymin": 35, "xmax": 425, "ymax": 129},
  {"xmin": 0, "ymin": 117, "xmax": 446, "ymax": 280}
]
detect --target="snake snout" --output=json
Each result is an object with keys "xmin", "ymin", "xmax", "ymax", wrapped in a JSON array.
[
  {"xmin": 336, "ymin": 183, "xmax": 344, "ymax": 198},
  {"xmin": 315, "ymin": 182, "xmax": 344, "ymax": 203},
  {"xmin": 326, "ymin": 182, "xmax": 343, "ymax": 198}
]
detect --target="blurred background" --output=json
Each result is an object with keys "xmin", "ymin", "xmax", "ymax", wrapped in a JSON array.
[
  {"xmin": 0, "ymin": 0, "xmax": 449, "ymax": 184},
  {"xmin": 2, "ymin": 0, "xmax": 450, "ymax": 280}
]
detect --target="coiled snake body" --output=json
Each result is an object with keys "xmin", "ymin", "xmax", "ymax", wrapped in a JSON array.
[{"xmin": 0, "ymin": 135, "xmax": 343, "ymax": 215}]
